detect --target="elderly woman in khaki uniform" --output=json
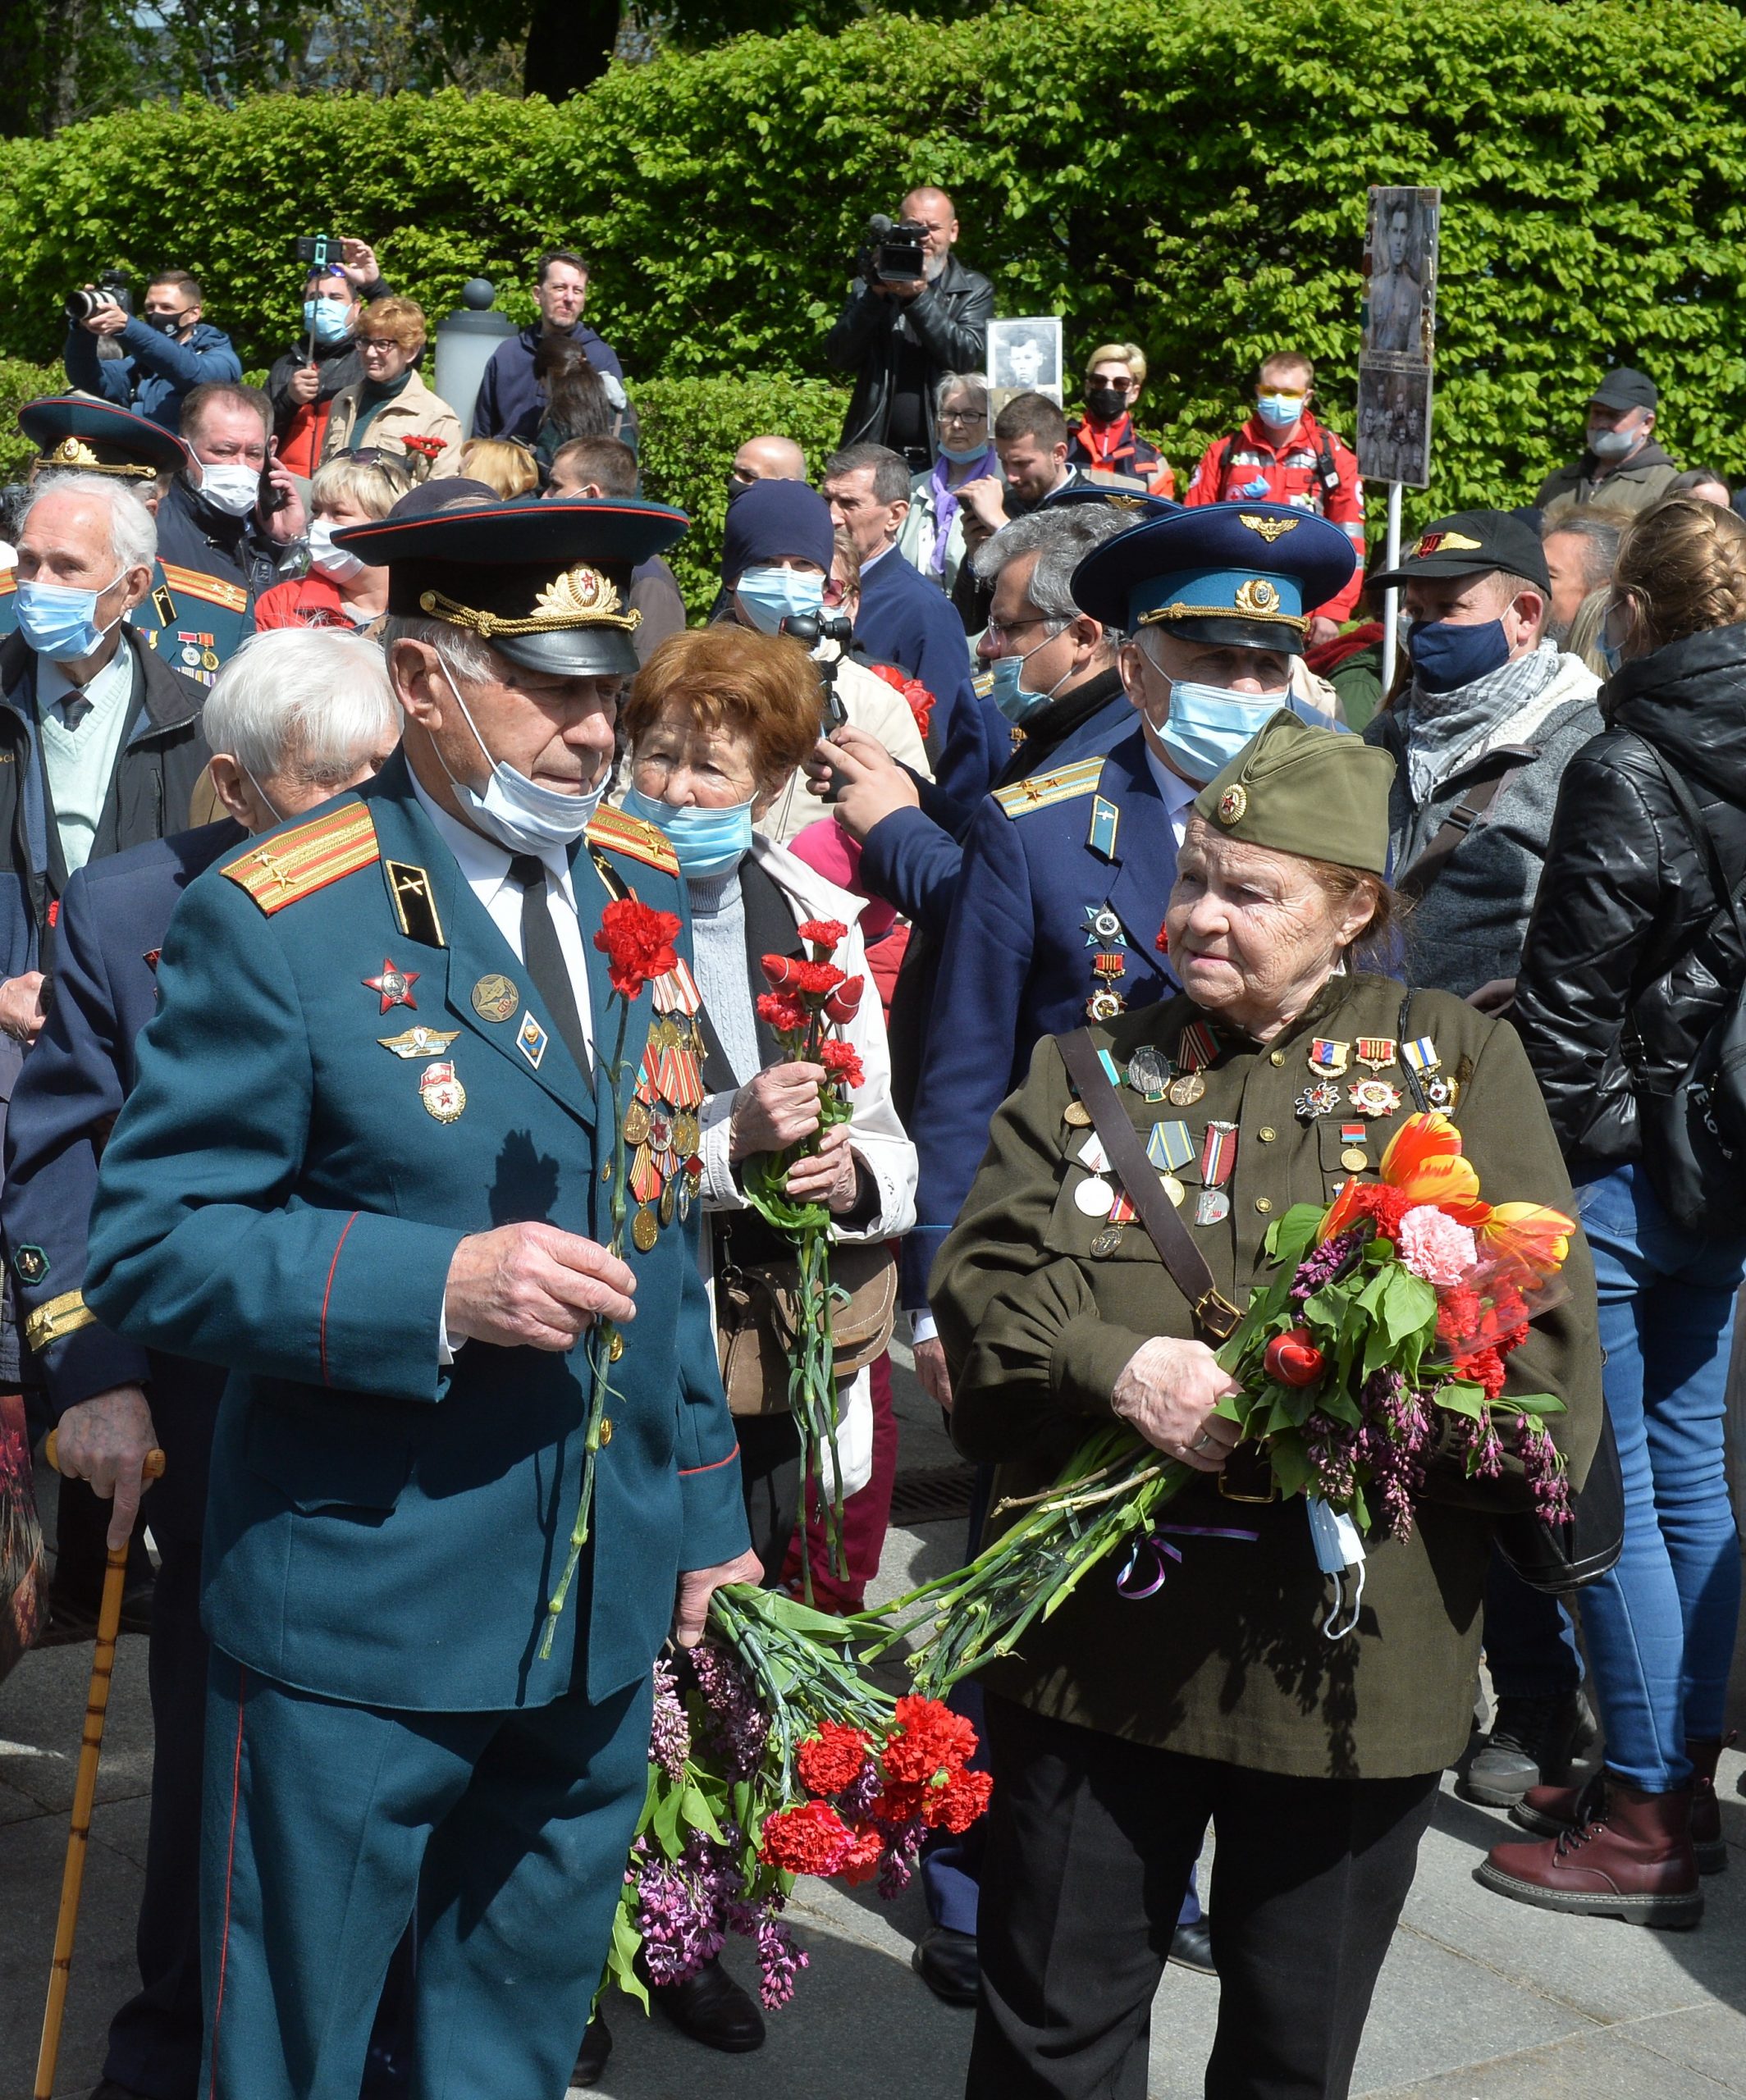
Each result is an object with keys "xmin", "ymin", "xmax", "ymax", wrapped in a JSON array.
[{"xmin": 932, "ymin": 713, "xmax": 1603, "ymax": 2100}]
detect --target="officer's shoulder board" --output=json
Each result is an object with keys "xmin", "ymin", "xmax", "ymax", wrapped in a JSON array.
[
  {"xmin": 221, "ymin": 801, "xmax": 380, "ymax": 915},
  {"xmin": 992, "ymin": 756, "xmax": 1107, "ymax": 820},
  {"xmin": 587, "ymin": 806, "xmax": 679, "ymax": 877},
  {"xmin": 0, "ymin": 567, "xmax": 13, "ymax": 601},
  {"xmin": 157, "ymin": 562, "xmax": 249, "ymax": 618}
]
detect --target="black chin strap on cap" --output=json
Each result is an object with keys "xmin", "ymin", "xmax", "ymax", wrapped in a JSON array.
[{"xmin": 1147, "ymin": 614, "xmax": 1305, "ymax": 655}]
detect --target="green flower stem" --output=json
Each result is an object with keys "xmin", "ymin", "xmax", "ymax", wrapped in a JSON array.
[{"xmin": 539, "ymin": 993, "xmax": 634, "ymax": 1663}]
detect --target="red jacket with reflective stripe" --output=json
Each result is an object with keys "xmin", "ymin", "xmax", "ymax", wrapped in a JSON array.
[{"xmin": 1184, "ymin": 412, "xmax": 1366, "ymax": 623}]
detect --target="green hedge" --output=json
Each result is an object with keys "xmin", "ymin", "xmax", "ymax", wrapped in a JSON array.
[
  {"xmin": 0, "ymin": 354, "xmax": 848, "ymax": 606},
  {"xmin": 10, "ymin": 0, "xmax": 1746, "ymax": 528}
]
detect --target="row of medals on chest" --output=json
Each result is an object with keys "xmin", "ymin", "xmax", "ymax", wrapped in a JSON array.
[{"xmin": 1064, "ymin": 1027, "xmax": 1455, "ymax": 1258}]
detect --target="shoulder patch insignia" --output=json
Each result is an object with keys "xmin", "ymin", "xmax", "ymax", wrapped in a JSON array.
[
  {"xmin": 222, "ymin": 802, "xmax": 379, "ymax": 914},
  {"xmin": 993, "ymin": 756, "xmax": 1106, "ymax": 819},
  {"xmin": 158, "ymin": 563, "xmax": 250, "ymax": 616},
  {"xmin": 587, "ymin": 806, "xmax": 680, "ymax": 876},
  {"xmin": 0, "ymin": 568, "xmax": 14, "ymax": 600}
]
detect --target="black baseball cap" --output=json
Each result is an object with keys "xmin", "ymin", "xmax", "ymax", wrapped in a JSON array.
[
  {"xmin": 1368, "ymin": 508, "xmax": 1550, "ymax": 595},
  {"xmin": 1588, "ymin": 367, "xmax": 1657, "ymax": 413}
]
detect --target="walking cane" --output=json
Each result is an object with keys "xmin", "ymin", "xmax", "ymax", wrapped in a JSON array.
[{"xmin": 33, "ymin": 1429, "xmax": 165, "ymax": 2100}]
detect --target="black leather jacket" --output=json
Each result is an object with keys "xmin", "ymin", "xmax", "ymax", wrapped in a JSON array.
[
  {"xmin": 1513, "ymin": 623, "xmax": 1746, "ymax": 1168},
  {"xmin": 823, "ymin": 252, "xmax": 994, "ymax": 453}
]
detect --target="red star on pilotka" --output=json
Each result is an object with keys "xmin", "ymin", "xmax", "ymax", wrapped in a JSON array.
[{"xmin": 363, "ymin": 959, "xmax": 420, "ymax": 1012}]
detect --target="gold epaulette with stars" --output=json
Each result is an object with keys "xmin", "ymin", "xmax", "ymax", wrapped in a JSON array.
[
  {"xmin": 992, "ymin": 756, "xmax": 1106, "ymax": 819},
  {"xmin": 221, "ymin": 802, "xmax": 381, "ymax": 915},
  {"xmin": 0, "ymin": 568, "xmax": 14, "ymax": 600},
  {"xmin": 587, "ymin": 806, "xmax": 679, "ymax": 877},
  {"xmin": 158, "ymin": 563, "xmax": 250, "ymax": 616}
]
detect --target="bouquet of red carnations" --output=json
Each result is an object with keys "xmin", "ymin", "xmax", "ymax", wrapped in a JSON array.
[
  {"xmin": 860, "ymin": 1113, "xmax": 1577, "ymax": 1690},
  {"xmin": 606, "ymin": 1586, "xmax": 990, "ymax": 2013}
]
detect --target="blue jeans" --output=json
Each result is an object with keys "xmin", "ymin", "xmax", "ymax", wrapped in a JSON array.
[{"xmin": 1574, "ymin": 1163, "xmax": 1745, "ymax": 1791}]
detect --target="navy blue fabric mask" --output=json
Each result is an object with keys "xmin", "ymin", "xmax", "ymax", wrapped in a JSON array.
[{"xmin": 1408, "ymin": 616, "xmax": 1511, "ymax": 696}]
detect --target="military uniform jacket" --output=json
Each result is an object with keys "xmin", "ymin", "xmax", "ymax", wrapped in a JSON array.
[
  {"xmin": 931, "ymin": 974, "xmax": 1602, "ymax": 1781},
  {"xmin": 0, "ymin": 560, "xmax": 256, "ymax": 683},
  {"xmin": 901, "ymin": 726, "xmax": 1181, "ymax": 1308},
  {"xmin": 85, "ymin": 752, "xmax": 747, "ymax": 1713}
]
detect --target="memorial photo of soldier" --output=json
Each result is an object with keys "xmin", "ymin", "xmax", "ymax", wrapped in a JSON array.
[
  {"xmin": 1364, "ymin": 186, "xmax": 1437, "ymax": 360},
  {"xmin": 1356, "ymin": 360, "xmax": 1433, "ymax": 486},
  {"xmin": 987, "ymin": 316, "xmax": 1063, "ymax": 415}
]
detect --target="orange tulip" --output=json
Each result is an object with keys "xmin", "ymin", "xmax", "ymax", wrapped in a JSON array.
[
  {"xmin": 1377, "ymin": 1112, "xmax": 1489, "ymax": 1225},
  {"xmin": 1478, "ymin": 1202, "xmax": 1574, "ymax": 1281},
  {"xmin": 1316, "ymin": 1176, "xmax": 1369, "ymax": 1245}
]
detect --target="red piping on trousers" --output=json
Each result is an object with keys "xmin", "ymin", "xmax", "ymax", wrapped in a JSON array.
[
  {"xmin": 318, "ymin": 1213, "xmax": 359, "ymax": 1386},
  {"xmin": 208, "ymin": 1664, "xmax": 248, "ymax": 2096}
]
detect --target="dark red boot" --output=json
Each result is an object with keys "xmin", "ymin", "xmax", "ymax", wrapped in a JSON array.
[
  {"xmin": 1687, "ymin": 1736, "xmax": 1734, "ymax": 1875},
  {"xmin": 1478, "ymin": 1774, "xmax": 1703, "ymax": 1929}
]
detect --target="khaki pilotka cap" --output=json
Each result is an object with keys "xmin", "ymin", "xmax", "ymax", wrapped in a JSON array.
[{"xmin": 1192, "ymin": 710, "xmax": 1396, "ymax": 876}]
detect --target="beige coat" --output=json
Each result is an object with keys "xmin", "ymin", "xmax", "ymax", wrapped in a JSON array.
[{"xmin": 321, "ymin": 368, "xmax": 463, "ymax": 478}]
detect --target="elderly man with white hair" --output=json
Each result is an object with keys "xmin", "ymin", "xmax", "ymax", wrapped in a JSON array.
[{"xmin": 2, "ymin": 625, "xmax": 399, "ymax": 2100}]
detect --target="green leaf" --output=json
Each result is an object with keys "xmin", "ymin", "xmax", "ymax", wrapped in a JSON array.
[
  {"xmin": 652, "ymin": 1774, "xmax": 685, "ymax": 1858},
  {"xmin": 608, "ymin": 1899, "xmax": 651, "ymax": 2015},
  {"xmin": 681, "ymin": 1779, "xmax": 726, "ymax": 1844}
]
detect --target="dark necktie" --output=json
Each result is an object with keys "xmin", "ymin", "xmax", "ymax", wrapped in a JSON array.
[
  {"xmin": 59, "ymin": 692, "xmax": 92, "ymax": 730},
  {"xmin": 508, "ymin": 854, "xmax": 592, "ymax": 1087}
]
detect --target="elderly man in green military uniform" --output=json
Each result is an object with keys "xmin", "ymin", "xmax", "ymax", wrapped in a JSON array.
[{"xmin": 84, "ymin": 493, "xmax": 759, "ymax": 2100}]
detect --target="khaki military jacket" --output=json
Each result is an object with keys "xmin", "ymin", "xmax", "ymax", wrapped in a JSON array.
[{"xmin": 931, "ymin": 971, "xmax": 1602, "ymax": 1781}]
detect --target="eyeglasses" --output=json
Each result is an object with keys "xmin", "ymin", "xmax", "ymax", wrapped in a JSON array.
[
  {"xmin": 985, "ymin": 611, "xmax": 1068, "ymax": 644},
  {"xmin": 358, "ymin": 336, "xmax": 402, "ymax": 352},
  {"xmin": 1089, "ymin": 375, "xmax": 1136, "ymax": 395},
  {"xmin": 939, "ymin": 406, "xmax": 986, "ymax": 427}
]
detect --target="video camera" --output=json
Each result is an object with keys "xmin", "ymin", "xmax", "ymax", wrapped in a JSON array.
[
  {"xmin": 860, "ymin": 214, "xmax": 928, "ymax": 287},
  {"xmin": 295, "ymin": 234, "xmax": 347, "ymax": 272},
  {"xmin": 63, "ymin": 268, "xmax": 134, "ymax": 326},
  {"xmin": 780, "ymin": 609, "xmax": 856, "ymax": 797}
]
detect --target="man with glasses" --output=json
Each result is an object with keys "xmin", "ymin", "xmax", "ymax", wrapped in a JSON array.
[
  {"xmin": 825, "ymin": 185, "xmax": 993, "ymax": 470},
  {"xmin": 155, "ymin": 382, "xmax": 308, "ymax": 613},
  {"xmin": 64, "ymin": 268, "xmax": 243, "ymax": 435}
]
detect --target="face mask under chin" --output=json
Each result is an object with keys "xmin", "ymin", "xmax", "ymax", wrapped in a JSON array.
[{"xmin": 432, "ymin": 660, "xmax": 606, "ymax": 853}]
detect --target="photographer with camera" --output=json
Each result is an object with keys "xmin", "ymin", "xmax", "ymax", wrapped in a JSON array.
[
  {"xmin": 824, "ymin": 187, "xmax": 993, "ymax": 472},
  {"xmin": 715, "ymin": 479, "xmax": 930, "ymax": 843},
  {"xmin": 64, "ymin": 269, "xmax": 242, "ymax": 435},
  {"xmin": 265, "ymin": 235, "xmax": 391, "ymax": 479}
]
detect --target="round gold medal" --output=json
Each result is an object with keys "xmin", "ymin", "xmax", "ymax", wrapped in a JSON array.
[
  {"xmin": 622, "ymin": 1098, "xmax": 652, "ymax": 1147},
  {"xmin": 471, "ymin": 974, "xmax": 519, "ymax": 1024},
  {"xmin": 674, "ymin": 1110, "xmax": 701, "ymax": 1154},
  {"xmin": 659, "ymin": 1180, "xmax": 677, "ymax": 1229},
  {"xmin": 631, "ymin": 1206, "xmax": 660, "ymax": 1253},
  {"xmin": 1341, "ymin": 1146, "xmax": 1369, "ymax": 1171},
  {"xmin": 1159, "ymin": 1173, "xmax": 1186, "ymax": 1208},
  {"xmin": 1168, "ymin": 1073, "xmax": 1206, "ymax": 1107},
  {"xmin": 1063, "ymin": 1100, "xmax": 1092, "ymax": 1128}
]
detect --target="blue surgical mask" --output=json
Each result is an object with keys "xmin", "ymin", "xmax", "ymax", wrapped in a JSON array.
[
  {"xmin": 1158, "ymin": 678, "xmax": 1290, "ymax": 783},
  {"xmin": 433, "ymin": 663, "xmax": 606, "ymax": 853},
  {"xmin": 620, "ymin": 786, "xmax": 754, "ymax": 879},
  {"xmin": 1255, "ymin": 393, "xmax": 1305, "ymax": 429},
  {"xmin": 734, "ymin": 565, "xmax": 825, "ymax": 637},
  {"xmin": 302, "ymin": 296, "xmax": 353, "ymax": 347},
  {"xmin": 939, "ymin": 439, "xmax": 988, "ymax": 465},
  {"xmin": 15, "ymin": 575, "xmax": 123, "ymax": 661},
  {"xmin": 1408, "ymin": 616, "xmax": 1511, "ymax": 696},
  {"xmin": 986, "ymin": 632, "xmax": 1067, "ymax": 725}
]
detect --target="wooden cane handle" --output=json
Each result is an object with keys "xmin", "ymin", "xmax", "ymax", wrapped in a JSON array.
[{"xmin": 42, "ymin": 1429, "xmax": 165, "ymax": 1481}]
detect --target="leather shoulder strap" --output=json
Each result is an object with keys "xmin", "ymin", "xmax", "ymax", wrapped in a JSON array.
[
  {"xmin": 1394, "ymin": 746, "xmax": 1535, "ymax": 903},
  {"xmin": 1056, "ymin": 1028, "xmax": 1240, "ymax": 1341}
]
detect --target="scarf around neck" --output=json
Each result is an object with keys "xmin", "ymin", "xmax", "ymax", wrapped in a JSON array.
[
  {"xmin": 1400, "ymin": 639, "xmax": 1561, "ymax": 803},
  {"xmin": 928, "ymin": 444, "xmax": 998, "ymax": 573}
]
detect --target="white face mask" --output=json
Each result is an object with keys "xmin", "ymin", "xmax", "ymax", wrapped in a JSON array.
[
  {"xmin": 198, "ymin": 461, "xmax": 261, "ymax": 518},
  {"xmin": 308, "ymin": 517, "xmax": 364, "ymax": 582},
  {"xmin": 432, "ymin": 661, "xmax": 606, "ymax": 854}
]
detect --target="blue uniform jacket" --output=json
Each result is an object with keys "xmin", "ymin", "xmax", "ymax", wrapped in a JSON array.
[
  {"xmin": 901, "ymin": 727, "xmax": 1181, "ymax": 1307},
  {"xmin": 2, "ymin": 820, "xmax": 243, "ymax": 1541},
  {"xmin": 62, "ymin": 319, "xmax": 243, "ymax": 432},
  {"xmin": 856, "ymin": 550, "xmax": 976, "ymax": 751},
  {"xmin": 85, "ymin": 754, "xmax": 747, "ymax": 1713},
  {"xmin": 864, "ymin": 673, "xmax": 1136, "ymax": 935},
  {"xmin": 0, "ymin": 559, "xmax": 254, "ymax": 684}
]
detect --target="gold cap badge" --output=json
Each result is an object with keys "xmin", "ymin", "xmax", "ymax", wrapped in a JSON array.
[{"xmin": 1217, "ymin": 784, "xmax": 1248, "ymax": 826}]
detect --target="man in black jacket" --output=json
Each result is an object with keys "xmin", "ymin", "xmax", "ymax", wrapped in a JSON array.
[
  {"xmin": 825, "ymin": 188, "xmax": 994, "ymax": 470},
  {"xmin": 263, "ymin": 236, "xmax": 391, "ymax": 477},
  {"xmin": 156, "ymin": 382, "xmax": 307, "ymax": 609},
  {"xmin": 0, "ymin": 469, "xmax": 209, "ymax": 1633}
]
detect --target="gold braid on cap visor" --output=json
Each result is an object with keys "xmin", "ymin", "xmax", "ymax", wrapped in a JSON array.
[
  {"xmin": 418, "ymin": 562, "xmax": 642, "ymax": 637},
  {"xmin": 1139, "ymin": 604, "xmax": 1311, "ymax": 642},
  {"xmin": 41, "ymin": 436, "xmax": 159, "ymax": 480}
]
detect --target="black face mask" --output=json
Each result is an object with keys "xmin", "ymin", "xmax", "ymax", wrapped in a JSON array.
[{"xmin": 1086, "ymin": 386, "xmax": 1127, "ymax": 422}]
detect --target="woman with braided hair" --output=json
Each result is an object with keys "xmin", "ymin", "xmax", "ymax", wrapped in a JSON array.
[{"xmin": 1491, "ymin": 494, "xmax": 1746, "ymax": 1924}]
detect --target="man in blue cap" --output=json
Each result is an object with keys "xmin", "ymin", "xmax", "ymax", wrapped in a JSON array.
[
  {"xmin": 1, "ymin": 396, "xmax": 255, "ymax": 682},
  {"xmin": 82, "ymin": 492, "xmax": 760, "ymax": 2100},
  {"xmin": 892, "ymin": 499, "xmax": 1355, "ymax": 1998}
]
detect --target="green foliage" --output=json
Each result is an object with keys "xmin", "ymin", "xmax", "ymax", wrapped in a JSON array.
[
  {"xmin": 11, "ymin": 0, "xmax": 1746, "ymax": 528},
  {"xmin": 0, "ymin": 360, "xmax": 59, "ymax": 484},
  {"xmin": 635, "ymin": 375, "xmax": 848, "ymax": 609}
]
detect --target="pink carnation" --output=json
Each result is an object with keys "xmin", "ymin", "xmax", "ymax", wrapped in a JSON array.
[{"xmin": 1396, "ymin": 1205, "xmax": 1479, "ymax": 1289}]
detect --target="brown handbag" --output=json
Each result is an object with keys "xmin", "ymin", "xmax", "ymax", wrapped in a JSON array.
[{"xmin": 716, "ymin": 1239, "xmax": 899, "ymax": 1418}]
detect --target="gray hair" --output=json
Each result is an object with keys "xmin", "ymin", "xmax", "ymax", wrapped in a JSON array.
[
  {"xmin": 935, "ymin": 371, "xmax": 989, "ymax": 416},
  {"xmin": 970, "ymin": 503, "xmax": 1131, "ymax": 639},
  {"xmin": 203, "ymin": 628, "xmax": 396, "ymax": 788},
  {"xmin": 24, "ymin": 470, "xmax": 157, "ymax": 576},
  {"xmin": 1541, "ymin": 507, "xmax": 1626, "ymax": 596},
  {"xmin": 823, "ymin": 442, "xmax": 912, "ymax": 505},
  {"xmin": 380, "ymin": 612, "xmax": 503, "ymax": 689}
]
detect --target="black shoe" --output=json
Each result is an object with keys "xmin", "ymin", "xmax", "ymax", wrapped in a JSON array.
[
  {"xmin": 911, "ymin": 1924, "xmax": 979, "ymax": 2006},
  {"xmin": 650, "ymin": 1956, "xmax": 766, "ymax": 2052},
  {"xmin": 570, "ymin": 2012, "xmax": 612, "ymax": 2087},
  {"xmin": 88, "ymin": 2084, "xmax": 153, "ymax": 2100},
  {"xmin": 1458, "ymin": 1691, "xmax": 1597, "ymax": 1808},
  {"xmin": 1168, "ymin": 1914, "xmax": 1217, "ymax": 1975}
]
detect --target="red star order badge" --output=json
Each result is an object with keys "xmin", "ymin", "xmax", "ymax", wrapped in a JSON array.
[{"xmin": 364, "ymin": 958, "xmax": 420, "ymax": 1012}]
